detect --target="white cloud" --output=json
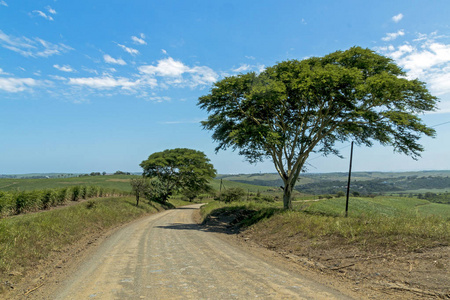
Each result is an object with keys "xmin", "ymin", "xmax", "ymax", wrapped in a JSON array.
[
  {"xmin": 82, "ymin": 67, "xmax": 98, "ymax": 75},
  {"xmin": 103, "ymin": 54, "xmax": 126, "ymax": 65},
  {"xmin": 68, "ymin": 75, "xmax": 158, "ymax": 91},
  {"xmin": 161, "ymin": 49, "xmax": 167, "ymax": 55},
  {"xmin": 131, "ymin": 35, "xmax": 146, "ymax": 45},
  {"xmin": 245, "ymin": 55, "xmax": 255, "ymax": 60},
  {"xmin": 257, "ymin": 64, "xmax": 266, "ymax": 73},
  {"xmin": 49, "ymin": 75, "xmax": 67, "ymax": 81},
  {"xmin": 46, "ymin": 6, "xmax": 56, "ymax": 14},
  {"xmin": 188, "ymin": 66, "xmax": 219, "ymax": 87},
  {"xmin": 392, "ymin": 13, "xmax": 403, "ymax": 23},
  {"xmin": 139, "ymin": 57, "xmax": 189, "ymax": 77},
  {"xmin": 382, "ymin": 29, "xmax": 405, "ymax": 41},
  {"xmin": 33, "ymin": 10, "xmax": 54, "ymax": 21},
  {"xmin": 117, "ymin": 43, "xmax": 139, "ymax": 55},
  {"xmin": 0, "ymin": 1, "xmax": 7, "ymax": 7},
  {"xmin": 53, "ymin": 64, "xmax": 75, "ymax": 72},
  {"xmin": 232, "ymin": 64, "xmax": 251, "ymax": 73},
  {"xmin": 68, "ymin": 76, "xmax": 143, "ymax": 90},
  {"xmin": 138, "ymin": 57, "xmax": 218, "ymax": 88},
  {"xmin": 0, "ymin": 30, "xmax": 72, "ymax": 57},
  {"xmin": 379, "ymin": 32, "xmax": 450, "ymax": 111},
  {"xmin": 147, "ymin": 96, "xmax": 171, "ymax": 102},
  {"xmin": 0, "ymin": 77, "xmax": 38, "ymax": 92},
  {"xmin": 0, "ymin": 67, "xmax": 10, "ymax": 75}
]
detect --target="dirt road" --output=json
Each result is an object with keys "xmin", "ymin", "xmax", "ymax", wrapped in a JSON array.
[{"xmin": 48, "ymin": 204, "xmax": 352, "ymax": 299}]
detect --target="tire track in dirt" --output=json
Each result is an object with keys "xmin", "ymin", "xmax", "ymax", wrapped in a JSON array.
[{"xmin": 45, "ymin": 204, "xmax": 353, "ymax": 299}]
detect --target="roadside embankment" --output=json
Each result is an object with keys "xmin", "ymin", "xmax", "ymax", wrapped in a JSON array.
[
  {"xmin": 200, "ymin": 200, "xmax": 450, "ymax": 299},
  {"xmin": 0, "ymin": 196, "xmax": 190, "ymax": 297}
]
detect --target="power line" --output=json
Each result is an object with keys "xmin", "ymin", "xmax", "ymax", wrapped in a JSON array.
[
  {"xmin": 430, "ymin": 121, "xmax": 450, "ymax": 128},
  {"xmin": 303, "ymin": 119, "xmax": 449, "ymax": 170}
]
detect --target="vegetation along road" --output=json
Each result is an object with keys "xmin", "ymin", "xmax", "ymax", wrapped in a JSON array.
[{"xmin": 44, "ymin": 204, "xmax": 351, "ymax": 299}]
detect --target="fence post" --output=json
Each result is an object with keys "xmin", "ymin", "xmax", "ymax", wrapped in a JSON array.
[{"xmin": 345, "ymin": 141, "xmax": 354, "ymax": 217}]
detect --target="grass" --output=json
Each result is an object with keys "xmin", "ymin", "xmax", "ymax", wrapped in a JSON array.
[
  {"xmin": 0, "ymin": 196, "xmax": 191, "ymax": 288},
  {"xmin": 210, "ymin": 178, "xmax": 274, "ymax": 192},
  {"xmin": 297, "ymin": 196, "xmax": 450, "ymax": 218},
  {"xmin": 0, "ymin": 175, "xmax": 137, "ymax": 192},
  {"xmin": 201, "ymin": 196, "xmax": 450, "ymax": 252}
]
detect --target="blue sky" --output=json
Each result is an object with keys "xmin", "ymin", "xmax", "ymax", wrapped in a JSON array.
[{"xmin": 1, "ymin": 0, "xmax": 450, "ymax": 174}]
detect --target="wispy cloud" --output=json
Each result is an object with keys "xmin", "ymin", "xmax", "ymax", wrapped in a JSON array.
[
  {"xmin": 0, "ymin": 30, "xmax": 72, "ymax": 57},
  {"xmin": 46, "ymin": 6, "xmax": 56, "ymax": 15},
  {"xmin": 32, "ymin": 10, "xmax": 54, "ymax": 21},
  {"xmin": 138, "ymin": 57, "xmax": 218, "ymax": 87},
  {"xmin": 103, "ymin": 54, "xmax": 126, "ymax": 65},
  {"xmin": 0, "ymin": 1, "xmax": 7, "ymax": 7},
  {"xmin": 68, "ymin": 76, "xmax": 147, "ymax": 90},
  {"xmin": 31, "ymin": 6, "xmax": 56, "ymax": 21},
  {"xmin": 131, "ymin": 33, "xmax": 146, "ymax": 45},
  {"xmin": 53, "ymin": 64, "xmax": 75, "ymax": 72},
  {"xmin": 117, "ymin": 43, "xmax": 139, "ymax": 55},
  {"xmin": 378, "ymin": 32, "xmax": 450, "ymax": 112},
  {"xmin": 0, "ymin": 67, "xmax": 10, "ymax": 75},
  {"xmin": 148, "ymin": 96, "xmax": 171, "ymax": 102},
  {"xmin": 232, "ymin": 64, "xmax": 251, "ymax": 73},
  {"xmin": 382, "ymin": 29, "xmax": 405, "ymax": 41},
  {"xmin": 392, "ymin": 13, "xmax": 403, "ymax": 23},
  {"xmin": 0, "ymin": 77, "xmax": 39, "ymax": 92},
  {"xmin": 139, "ymin": 57, "xmax": 189, "ymax": 77}
]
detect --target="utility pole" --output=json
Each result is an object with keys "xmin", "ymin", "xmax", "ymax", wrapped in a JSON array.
[{"xmin": 345, "ymin": 141, "xmax": 354, "ymax": 217}]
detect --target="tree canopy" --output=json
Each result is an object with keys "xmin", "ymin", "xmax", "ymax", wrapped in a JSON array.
[
  {"xmin": 140, "ymin": 148, "xmax": 216, "ymax": 202},
  {"xmin": 198, "ymin": 46, "xmax": 438, "ymax": 209}
]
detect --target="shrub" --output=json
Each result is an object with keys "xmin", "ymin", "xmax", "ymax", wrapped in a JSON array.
[
  {"xmin": 71, "ymin": 186, "xmax": 80, "ymax": 201},
  {"xmin": 218, "ymin": 188, "xmax": 246, "ymax": 203}
]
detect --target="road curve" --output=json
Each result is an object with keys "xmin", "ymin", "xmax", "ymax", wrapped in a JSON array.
[{"xmin": 50, "ymin": 204, "xmax": 352, "ymax": 299}]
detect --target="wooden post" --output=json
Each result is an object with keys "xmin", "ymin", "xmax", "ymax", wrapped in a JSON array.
[{"xmin": 345, "ymin": 141, "xmax": 354, "ymax": 218}]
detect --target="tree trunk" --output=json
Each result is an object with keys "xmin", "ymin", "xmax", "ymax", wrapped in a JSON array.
[
  {"xmin": 136, "ymin": 194, "xmax": 139, "ymax": 206},
  {"xmin": 283, "ymin": 183, "xmax": 294, "ymax": 210}
]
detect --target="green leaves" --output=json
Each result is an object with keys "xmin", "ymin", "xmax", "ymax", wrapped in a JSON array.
[
  {"xmin": 198, "ymin": 46, "xmax": 437, "ymax": 209},
  {"xmin": 140, "ymin": 148, "xmax": 216, "ymax": 202}
]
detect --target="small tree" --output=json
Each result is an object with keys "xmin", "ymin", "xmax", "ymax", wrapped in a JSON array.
[
  {"xmin": 140, "ymin": 148, "xmax": 216, "ymax": 202},
  {"xmin": 144, "ymin": 178, "xmax": 167, "ymax": 203},
  {"xmin": 130, "ymin": 177, "xmax": 150, "ymax": 206},
  {"xmin": 199, "ymin": 46, "xmax": 437, "ymax": 209}
]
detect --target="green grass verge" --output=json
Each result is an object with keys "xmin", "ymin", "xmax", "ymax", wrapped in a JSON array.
[
  {"xmin": 0, "ymin": 196, "xmax": 191, "ymax": 285},
  {"xmin": 296, "ymin": 196, "xmax": 450, "ymax": 219},
  {"xmin": 201, "ymin": 197, "xmax": 450, "ymax": 251}
]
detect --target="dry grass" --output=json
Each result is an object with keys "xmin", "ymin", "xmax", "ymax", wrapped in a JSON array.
[{"xmin": 0, "ymin": 196, "xmax": 191, "ymax": 289}]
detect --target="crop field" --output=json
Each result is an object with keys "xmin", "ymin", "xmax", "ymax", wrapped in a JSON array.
[{"xmin": 0, "ymin": 175, "xmax": 137, "ymax": 192}]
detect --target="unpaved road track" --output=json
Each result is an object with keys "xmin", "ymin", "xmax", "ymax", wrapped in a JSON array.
[{"xmin": 48, "ymin": 204, "xmax": 352, "ymax": 299}]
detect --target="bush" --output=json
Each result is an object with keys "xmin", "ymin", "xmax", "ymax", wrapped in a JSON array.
[
  {"xmin": 57, "ymin": 188, "xmax": 68, "ymax": 204},
  {"xmin": 144, "ymin": 179, "xmax": 166, "ymax": 203},
  {"xmin": 218, "ymin": 188, "xmax": 246, "ymax": 203},
  {"xmin": 336, "ymin": 191, "xmax": 345, "ymax": 197},
  {"xmin": 71, "ymin": 186, "xmax": 80, "ymax": 201}
]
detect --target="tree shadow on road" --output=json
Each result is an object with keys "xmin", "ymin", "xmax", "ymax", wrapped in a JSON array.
[
  {"xmin": 156, "ymin": 206, "xmax": 271, "ymax": 235},
  {"xmin": 156, "ymin": 221, "xmax": 239, "ymax": 234}
]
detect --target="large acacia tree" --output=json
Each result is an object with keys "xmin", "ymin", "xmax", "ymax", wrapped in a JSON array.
[
  {"xmin": 198, "ymin": 47, "xmax": 437, "ymax": 210},
  {"xmin": 140, "ymin": 148, "xmax": 216, "ymax": 202}
]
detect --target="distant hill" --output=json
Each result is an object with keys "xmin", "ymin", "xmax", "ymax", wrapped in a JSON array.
[{"xmin": 217, "ymin": 171, "xmax": 450, "ymax": 195}]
